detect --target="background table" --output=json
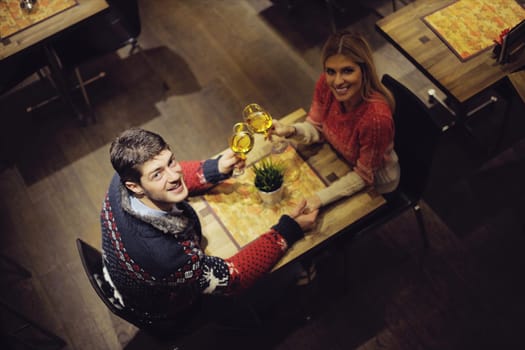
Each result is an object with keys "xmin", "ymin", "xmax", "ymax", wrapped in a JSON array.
[
  {"xmin": 189, "ymin": 108, "xmax": 386, "ymax": 271},
  {"xmin": 376, "ymin": 0, "xmax": 525, "ymax": 111},
  {"xmin": 0, "ymin": 0, "xmax": 108, "ymax": 60}
]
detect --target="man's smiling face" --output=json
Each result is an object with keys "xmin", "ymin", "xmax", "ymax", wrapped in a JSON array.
[{"xmin": 125, "ymin": 149, "xmax": 188, "ymax": 211}]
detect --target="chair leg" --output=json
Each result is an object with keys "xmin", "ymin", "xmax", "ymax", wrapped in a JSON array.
[
  {"xmin": 26, "ymin": 68, "xmax": 60, "ymax": 113},
  {"xmin": 26, "ymin": 67, "xmax": 103, "ymax": 123},
  {"xmin": 491, "ymin": 92, "xmax": 513, "ymax": 156},
  {"xmin": 412, "ymin": 203, "xmax": 430, "ymax": 257},
  {"xmin": 44, "ymin": 45, "xmax": 86, "ymax": 122},
  {"xmin": 337, "ymin": 243, "xmax": 349, "ymax": 295},
  {"xmin": 26, "ymin": 96, "xmax": 60, "ymax": 113},
  {"xmin": 73, "ymin": 67, "xmax": 96, "ymax": 123}
]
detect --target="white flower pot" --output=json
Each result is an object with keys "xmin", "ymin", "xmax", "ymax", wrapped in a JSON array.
[{"xmin": 258, "ymin": 186, "xmax": 284, "ymax": 205}]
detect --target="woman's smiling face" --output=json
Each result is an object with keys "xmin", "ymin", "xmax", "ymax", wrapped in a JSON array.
[{"xmin": 324, "ymin": 53, "xmax": 363, "ymax": 108}]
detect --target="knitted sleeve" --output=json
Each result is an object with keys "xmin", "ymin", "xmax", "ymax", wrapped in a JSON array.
[
  {"xmin": 354, "ymin": 103, "xmax": 394, "ymax": 184},
  {"xmin": 198, "ymin": 215, "xmax": 303, "ymax": 295},
  {"xmin": 289, "ymin": 121, "xmax": 323, "ymax": 145},
  {"xmin": 316, "ymin": 171, "xmax": 367, "ymax": 206},
  {"xmin": 181, "ymin": 158, "xmax": 229, "ymax": 194}
]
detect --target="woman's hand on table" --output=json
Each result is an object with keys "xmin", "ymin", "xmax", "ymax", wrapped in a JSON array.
[
  {"xmin": 289, "ymin": 199, "xmax": 318, "ymax": 232},
  {"xmin": 304, "ymin": 195, "xmax": 322, "ymax": 213},
  {"xmin": 219, "ymin": 149, "xmax": 245, "ymax": 175},
  {"xmin": 269, "ymin": 120, "xmax": 295, "ymax": 141}
]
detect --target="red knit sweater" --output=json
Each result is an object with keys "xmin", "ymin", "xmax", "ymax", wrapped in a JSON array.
[{"xmin": 307, "ymin": 74, "xmax": 395, "ymax": 184}]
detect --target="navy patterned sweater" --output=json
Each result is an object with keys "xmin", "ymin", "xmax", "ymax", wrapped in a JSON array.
[{"xmin": 100, "ymin": 158, "xmax": 303, "ymax": 320}]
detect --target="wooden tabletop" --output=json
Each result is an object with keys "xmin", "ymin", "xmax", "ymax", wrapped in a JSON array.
[
  {"xmin": 0, "ymin": 0, "xmax": 108, "ymax": 60},
  {"xmin": 189, "ymin": 108, "xmax": 386, "ymax": 271},
  {"xmin": 376, "ymin": 0, "xmax": 525, "ymax": 105}
]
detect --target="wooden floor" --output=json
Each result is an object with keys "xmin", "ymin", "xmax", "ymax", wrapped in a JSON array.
[{"xmin": 1, "ymin": 0, "xmax": 525, "ymax": 349}]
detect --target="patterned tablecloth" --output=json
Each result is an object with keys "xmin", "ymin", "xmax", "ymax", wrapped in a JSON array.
[
  {"xmin": 0, "ymin": 0, "xmax": 78, "ymax": 39},
  {"xmin": 202, "ymin": 145, "xmax": 327, "ymax": 248},
  {"xmin": 423, "ymin": 0, "xmax": 525, "ymax": 61}
]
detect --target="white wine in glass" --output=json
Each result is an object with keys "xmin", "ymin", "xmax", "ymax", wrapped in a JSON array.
[
  {"xmin": 229, "ymin": 122, "xmax": 254, "ymax": 176},
  {"xmin": 242, "ymin": 103, "xmax": 288, "ymax": 153}
]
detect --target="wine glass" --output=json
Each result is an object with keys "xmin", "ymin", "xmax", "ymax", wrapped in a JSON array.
[
  {"xmin": 20, "ymin": 0, "xmax": 37, "ymax": 13},
  {"xmin": 242, "ymin": 103, "xmax": 288, "ymax": 154},
  {"xmin": 229, "ymin": 122, "xmax": 254, "ymax": 176}
]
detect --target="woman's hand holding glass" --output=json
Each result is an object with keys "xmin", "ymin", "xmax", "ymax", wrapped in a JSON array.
[
  {"xmin": 267, "ymin": 119, "xmax": 302, "ymax": 182},
  {"xmin": 243, "ymin": 103, "xmax": 288, "ymax": 154},
  {"xmin": 229, "ymin": 122, "xmax": 254, "ymax": 176},
  {"xmin": 269, "ymin": 119, "xmax": 296, "ymax": 139}
]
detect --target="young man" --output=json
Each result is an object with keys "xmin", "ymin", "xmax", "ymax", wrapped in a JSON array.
[{"xmin": 100, "ymin": 128, "xmax": 318, "ymax": 326}]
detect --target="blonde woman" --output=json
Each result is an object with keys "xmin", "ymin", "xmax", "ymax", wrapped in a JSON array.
[{"xmin": 272, "ymin": 30, "xmax": 400, "ymax": 212}]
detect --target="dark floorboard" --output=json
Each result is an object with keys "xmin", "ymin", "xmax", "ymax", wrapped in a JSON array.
[{"xmin": 1, "ymin": 0, "xmax": 525, "ymax": 349}]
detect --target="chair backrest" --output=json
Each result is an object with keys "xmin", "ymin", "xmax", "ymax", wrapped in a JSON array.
[
  {"xmin": 77, "ymin": 238, "xmax": 162, "ymax": 331},
  {"xmin": 76, "ymin": 239, "xmax": 146, "ymax": 329},
  {"xmin": 0, "ymin": 46, "xmax": 48, "ymax": 97},
  {"xmin": 381, "ymin": 74, "xmax": 446, "ymax": 201},
  {"xmin": 76, "ymin": 238, "xmax": 193, "ymax": 336},
  {"xmin": 53, "ymin": 0, "xmax": 141, "ymax": 67}
]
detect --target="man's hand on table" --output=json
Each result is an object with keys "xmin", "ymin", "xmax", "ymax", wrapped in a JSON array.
[{"xmin": 289, "ymin": 199, "xmax": 318, "ymax": 232}]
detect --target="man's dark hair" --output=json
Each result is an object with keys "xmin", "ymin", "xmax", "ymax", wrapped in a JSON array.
[{"xmin": 110, "ymin": 128, "xmax": 170, "ymax": 184}]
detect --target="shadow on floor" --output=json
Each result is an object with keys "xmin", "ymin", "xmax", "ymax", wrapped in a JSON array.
[
  {"xmin": 261, "ymin": 0, "xmax": 376, "ymax": 53},
  {"xmin": 0, "ymin": 46, "xmax": 201, "ymax": 185}
]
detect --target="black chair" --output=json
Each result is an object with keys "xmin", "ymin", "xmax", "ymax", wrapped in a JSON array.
[
  {"xmin": 76, "ymin": 239, "xmax": 144, "ymax": 327},
  {"xmin": 375, "ymin": 74, "xmax": 451, "ymax": 251},
  {"xmin": 0, "ymin": 46, "xmax": 80, "ymax": 120},
  {"xmin": 0, "ymin": 46, "xmax": 51, "ymax": 98},
  {"xmin": 50, "ymin": 0, "xmax": 169, "ymax": 121},
  {"xmin": 76, "ymin": 238, "xmax": 264, "ymax": 339},
  {"xmin": 333, "ymin": 74, "xmax": 451, "ymax": 260},
  {"xmin": 387, "ymin": 74, "xmax": 447, "ymax": 244},
  {"xmin": 76, "ymin": 238, "xmax": 193, "ymax": 338}
]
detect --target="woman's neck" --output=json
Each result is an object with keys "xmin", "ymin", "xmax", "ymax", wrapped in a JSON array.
[{"xmin": 341, "ymin": 95, "xmax": 363, "ymax": 112}]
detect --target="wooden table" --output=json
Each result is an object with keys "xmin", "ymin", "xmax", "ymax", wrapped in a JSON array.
[
  {"xmin": 189, "ymin": 108, "xmax": 386, "ymax": 271},
  {"xmin": 376, "ymin": 0, "xmax": 525, "ymax": 113},
  {"xmin": 0, "ymin": 0, "xmax": 108, "ymax": 60},
  {"xmin": 1, "ymin": 0, "xmax": 108, "ymax": 121}
]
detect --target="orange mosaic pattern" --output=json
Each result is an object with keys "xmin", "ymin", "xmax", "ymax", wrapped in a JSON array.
[
  {"xmin": 423, "ymin": 0, "xmax": 525, "ymax": 61},
  {"xmin": 203, "ymin": 145, "xmax": 326, "ymax": 248},
  {"xmin": 0, "ymin": 0, "xmax": 78, "ymax": 39}
]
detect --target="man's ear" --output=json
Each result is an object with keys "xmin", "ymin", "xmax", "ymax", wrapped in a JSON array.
[{"xmin": 125, "ymin": 181, "xmax": 144, "ymax": 196}]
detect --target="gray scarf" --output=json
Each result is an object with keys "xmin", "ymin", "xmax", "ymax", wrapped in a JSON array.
[{"xmin": 118, "ymin": 183, "xmax": 189, "ymax": 236}]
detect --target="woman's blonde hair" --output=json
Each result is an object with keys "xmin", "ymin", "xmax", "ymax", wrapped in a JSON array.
[{"xmin": 321, "ymin": 30, "xmax": 395, "ymax": 112}]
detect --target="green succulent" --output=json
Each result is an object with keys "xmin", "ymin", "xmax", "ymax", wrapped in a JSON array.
[{"xmin": 252, "ymin": 158, "xmax": 286, "ymax": 193}]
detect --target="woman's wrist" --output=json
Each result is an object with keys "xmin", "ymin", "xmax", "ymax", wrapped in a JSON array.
[{"xmin": 286, "ymin": 125, "xmax": 296, "ymax": 138}]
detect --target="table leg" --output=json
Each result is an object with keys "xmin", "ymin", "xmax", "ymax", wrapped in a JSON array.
[{"xmin": 43, "ymin": 45, "xmax": 86, "ymax": 123}]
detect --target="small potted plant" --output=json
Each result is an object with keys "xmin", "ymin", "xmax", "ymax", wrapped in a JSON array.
[{"xmin": 252, "ymin": 158, "xmax": 286, "ymax": 205}]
